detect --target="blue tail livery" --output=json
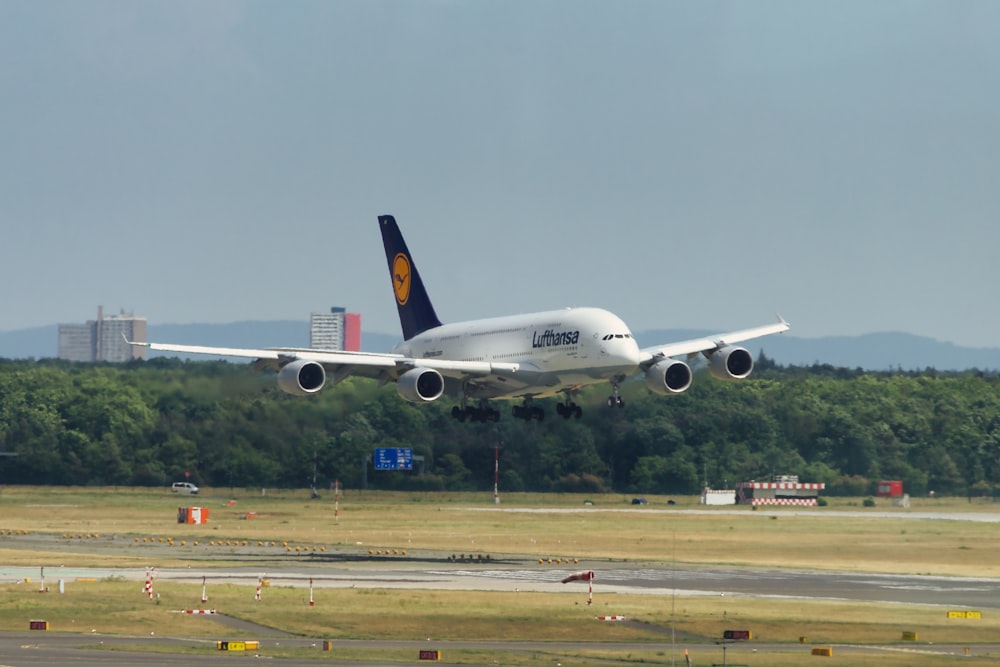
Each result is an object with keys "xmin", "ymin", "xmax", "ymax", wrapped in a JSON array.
[{"xmin": 379, "ymin": 214, "xmax": 443, "ymax": 341}]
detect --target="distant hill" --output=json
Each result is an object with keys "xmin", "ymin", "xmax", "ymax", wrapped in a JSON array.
[
  {"xmin": 0, "ymin": 325, "xmax": 58, "ymax": 361},
  {"xmin": 1, "ymin": 321, "xmax": 998, "ymax": 371}
]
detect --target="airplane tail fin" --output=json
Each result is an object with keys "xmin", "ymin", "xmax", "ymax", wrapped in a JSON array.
[{"xmin": 379, "ymin": 215, "xmax": 443, "ymax": 340}]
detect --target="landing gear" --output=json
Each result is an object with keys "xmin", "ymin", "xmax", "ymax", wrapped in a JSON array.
[
  {"xmin": 452, "ymin": 402, "xmax": 499, "ymax": 423},
  {"xmin": 607, "ymin": 381, "xmax": 624, "ymax": 409},
  {"xmin": 555, "ymin": 401, "xmax": 583, "ymax": 419},
  {"xmin": 512, "ymin": 401, "xmax": 544, "ymax": 421},
  {"xmin": 556, "ymin": 390, "xmax": 583, "ymax": 419}
]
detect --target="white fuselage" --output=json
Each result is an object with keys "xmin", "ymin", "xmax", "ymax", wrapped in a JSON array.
[{"xmin": 391, "ymin": 307, "xmax": 642, "ymax": 400}]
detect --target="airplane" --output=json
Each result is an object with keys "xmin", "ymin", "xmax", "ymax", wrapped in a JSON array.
[{"xmin": 128, "ymin": 215, "xmax": 789, "ymax": 423}]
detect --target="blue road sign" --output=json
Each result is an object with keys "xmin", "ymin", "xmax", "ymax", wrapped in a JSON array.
[{"xmin": 374, "ymin": 447, "xmax": 413, "ymax": 471}]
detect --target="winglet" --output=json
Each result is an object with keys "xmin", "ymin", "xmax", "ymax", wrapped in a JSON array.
[
  {"xmin": 379, "ymin": 214, "xmax": 443, "ymax": 340},
  {"xmin": 121, "ymin": 332, "xmax": 148, "ymax": 347}
]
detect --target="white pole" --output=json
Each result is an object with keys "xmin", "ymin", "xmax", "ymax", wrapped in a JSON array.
[{"xmin": 493, "ymin": 445, "xmax": 500, "ymax": 505}]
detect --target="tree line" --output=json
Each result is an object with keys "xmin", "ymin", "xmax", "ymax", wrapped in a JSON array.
[{"xmin": 1, "ymin": 355, "xmax": 999, "ymax": 497}]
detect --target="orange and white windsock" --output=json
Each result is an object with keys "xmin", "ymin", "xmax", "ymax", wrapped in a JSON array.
[{"xmin": 561, "ymin": 570, "xmax": 595, "ymax": 584}]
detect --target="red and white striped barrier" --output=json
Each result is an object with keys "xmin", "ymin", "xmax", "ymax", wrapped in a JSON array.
[
  {"xmin": 180, "ymin": 609, "xmax": 217, "ymax": 615},
  {"xmin": 596, "ymin": 615, "xmax": 627, "ymax": 622},
  {"xmin": 751, "ymin": 498, "xmax": 819, "ymax": 506},
  {"xmin": 744, "ymin": 482, "xmax": 824, "ymax": 490}
]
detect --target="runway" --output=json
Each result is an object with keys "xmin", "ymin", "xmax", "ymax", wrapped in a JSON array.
[{"xmin": 4, "ymin": 558, "xmax": 999, "ymax": 608}]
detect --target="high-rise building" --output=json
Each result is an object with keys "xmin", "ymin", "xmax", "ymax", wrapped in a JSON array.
[
  {"xmin": 57, "ymin": 306, "xmax": 147, "ymax": 362},
  {"xmin": 310, "ymin": 307, "xmax": 361, "ymax": 351},
  {"xmin": 343, "ymin": 312, "xmax": 361, "ymax": 351},
  {"xmin": 98, "ymin": 311, "xmax": 148, "ymax": 362},
  {"xmin": 57, "ymin": 323, "xmax": 96, "ymax": 362}
]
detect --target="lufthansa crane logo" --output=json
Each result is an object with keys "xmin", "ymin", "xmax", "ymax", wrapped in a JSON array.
[{"xmin": 392, "ymin": 253, "xmax": 411, "ymax": 305}]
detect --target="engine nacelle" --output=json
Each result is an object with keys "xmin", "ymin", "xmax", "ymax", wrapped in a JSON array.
[
  {"xmin": 706, "ymin": 345, "xmax": 754, "ymax": 380},
  {"xmin": 277, "ymin": 359, "xmax": 326, "ymax": 395},
  {"xmin": 396, "ymin": 367, "xmax": 445, "ymax": 403},
  {"xmin": 644, "ymin": 359, "xmax": 693, "ymax": 395}
]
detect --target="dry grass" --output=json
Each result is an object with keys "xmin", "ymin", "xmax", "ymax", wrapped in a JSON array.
[{"xmin": 92, "ymin": 643, "xmax": 980, "ymax": 666}]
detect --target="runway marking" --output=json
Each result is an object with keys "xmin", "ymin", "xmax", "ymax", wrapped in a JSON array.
[
  {"xmin": 859, "ymin": 645, "xmax": 964, "ymax": 656},
  {"xmin": 425, "ymin": 568, "xmax": 1000, "ymax": 606}
]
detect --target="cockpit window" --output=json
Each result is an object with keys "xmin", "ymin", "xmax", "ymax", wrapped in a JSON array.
[{"xmin": 602, "ymin": 333, "xmax": 633, "ymax": 341}]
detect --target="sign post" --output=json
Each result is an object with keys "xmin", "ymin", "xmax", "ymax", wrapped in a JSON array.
[
  {"xmin": 716, "ymin": 629, "xmax": 751, "ymax": 666},
  {"xmin": 373, "ymin": 448, "xmax": 413, "ymax": 471}
]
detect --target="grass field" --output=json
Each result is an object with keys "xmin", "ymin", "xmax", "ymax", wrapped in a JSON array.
[
  {"xmin": 1, "ymin": 486, "xmax": 998, "ymax": 665},
  {"xmin": 2, "ymin": 486, "xmax": 999, "ymax": 575},
  {"xmin": 1, "ymin": 579, "xmax": 995, "ymax": 665}
]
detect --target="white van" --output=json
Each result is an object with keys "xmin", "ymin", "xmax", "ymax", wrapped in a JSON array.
[{"xmin": 171, "ymin": 482, "xmax": 199, "ymax": 495}]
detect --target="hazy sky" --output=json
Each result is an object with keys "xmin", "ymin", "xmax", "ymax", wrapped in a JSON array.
[{"xmin": 2, "ymin": 1, "xmax": 999, "ymax": 347}]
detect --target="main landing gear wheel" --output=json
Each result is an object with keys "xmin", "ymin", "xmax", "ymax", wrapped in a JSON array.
[
  {"xmin": 512, "ymin": 404, "xmax": 545, "ymax": 421},
  {"xmin": 556, "ymin": 402, "xmax": 583, "ymax": 419},
  {"xmin": 452, "ymin": 405, "xmax": 499, "ymax": 423}
]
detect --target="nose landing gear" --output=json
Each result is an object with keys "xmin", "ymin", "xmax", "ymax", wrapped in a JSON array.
[{"xmin": 607, "ymin": 380, "xmax": 624, "ymax": 409}]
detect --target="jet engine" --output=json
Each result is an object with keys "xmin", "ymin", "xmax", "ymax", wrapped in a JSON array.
[
  {"xmin": 396, "ymin": 367, "xmax": 445, "ymax": 403},
  {"xmin": 706, "ymin": 345, "xmax": 754, "ymax": 380},
  {"xmin": 644, "ymin": 359, "xmax": 693, "ymax": 395},
  {"xmin": 277, "ymin": 359, "xmax": 326, "ymax": 395}
]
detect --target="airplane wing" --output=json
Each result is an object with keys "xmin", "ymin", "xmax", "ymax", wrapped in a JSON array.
[
  {"xmin": 638, "ymin": 315, "xmax": 789, "ymax": 365},
  {"xmin": 126, "ymin": 340, "xmax": 518, "ymax": 382}
]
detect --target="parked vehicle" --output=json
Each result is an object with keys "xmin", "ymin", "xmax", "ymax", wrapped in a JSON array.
[{"xmin": 171, "ymin": 482, "xmax": 199, "ymax": 495}]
